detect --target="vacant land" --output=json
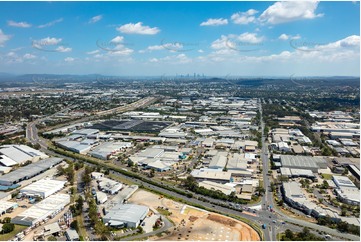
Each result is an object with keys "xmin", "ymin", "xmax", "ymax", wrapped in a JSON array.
[{"xmin": 128, "ymin": 189, "xmax": 260, "ymax": 241}]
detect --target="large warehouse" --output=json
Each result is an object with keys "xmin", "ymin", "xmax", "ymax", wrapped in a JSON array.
[
  {"xmin": 20, "ymin": 179, "xmax": 66, "ymax": 198},
  {"xmin": 103, "ymin": 204, "xmax": 149, "ymax": 228},
  {"xmin": 0, "ymin": 144, "xmax": 48, "ymax": 165},
  {"xmin": 0, "ymin": 157, "xmax": 63, "ymax": 186},
  {"xmin": 0, "ymin": 201, "xmax": 18, "ymax": 215},
  {"xmin": 11, "ymin": 194, "xmax": 70, "ymax": 226},
  {"xmin": 280, "ymin": 155, "xmax": 327, "ymax": 172}
]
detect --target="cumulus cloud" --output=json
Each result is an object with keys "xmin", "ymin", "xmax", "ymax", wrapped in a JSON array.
[
  {"xmin": 110, "ymin": 36, "xmax": 124, "ymax": 44},
  {"xmin": 279, "ymin": 34, "xmax": 301, "ymax": 40},
  {"xmin": 0, "ymin": 29, "xmax": 11, "ymax": 47},
  {"xmin": 23, "ymin": 53, "xmax": 36, "ymax": 60},
  {"xmin": 86, "ymin": 50, "xmax": 100, "ymax": 55},
  {"xmin": 117, "ymin": 22, "xmax": 160, "ymax": 35},
  {"xmin": 148, "ymin": 53, "xmax": 191, "ymax": 64},
  {"xmin": 38, "ymin": 18, "xmax": 63, "ymax": 28},
  {"xmin": 231, "ymin": 9, "xmax": 258, "ymax": 25},
  {"xmin": 56, "ymin": 46, "xmax": 72, "ymax": 52},
  {"xmin": 89, "ymin": 15, "xmax": 103, "ymax": 24},
  {"xmin": 7, "ymin": 20, "xmax": 32, "ymax": 28},
  {"xmin": 259, "ymin": 1, "xmax": 324, "ymax": 24},
  {"xmin": 200, "ymin": 18, "xmax": 228, "ymax": 26},
  {"xmin": 64, "ymin": 57, "xmax": 75, "ymax": 62}
]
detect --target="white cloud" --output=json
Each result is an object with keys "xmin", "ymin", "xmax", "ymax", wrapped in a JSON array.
[
  {"xmin": 38, "ymin": 18, "xmax": 63, "ymax": 28},
  {"xmin": 200, "ymin": 18, "xmax": 228, "ymax": 26},
  {"xmin": 87, "ymin": 50, "xmax": 100, "ymax": 55},
  {"xmin": 231, "ymin": 9, "xmax": 258, "ymax": 25},
  {"xmin": 147, "ymin": 53, "xmax": 191, "ymax": 64},
  {"xmin": 149, "ymin": 58, "xmax": 159, "ymax": 63},
  {"xmin": 64, "ymin": 57, "xmax": 75, "ymax": 62},
  {"xmin": 139, "ymin": 42, "xmax": 183, "ymax": 53},
  {"xmin": 280, "ymin": 34, "xmax": 301, "ymax": 40},
  {"xmin": 117, "ymin": 22, "xmax": 160, "ymax": 35},
  {"xmin": 34, "ymin": 37, "xmax": 62, "ymax": 46},
  {"xmin": 56, "ymin": 46, "xmax": 72, "ymax": 52},
  {"xmin": 279, "ymin": 34, "xmax": 289, "ymax": 40},
  {"xmin": 110, "ymin": 36, "xmax": 124, "ymax": 44},
  {"xmin": 7, "ymin": 20, "xmax": 32, "ymax": 28},
  {"xmin": 0, "ymin": 29, "xmax": 11, "ymax": 47},
  {"xmin": 259, "ymin": 1, "xmax": 324, "ymax": 24},
  {"xmin": 238, "ymin": 32, "xmax": 264, "ymax": 44},
  {"xmin": 198, "ymin": 49, "xmax": 204, "ymax": 53},
  {"xmin": 89, "ymin": 15, "xmax": 103, "ymax": 24},
  {"xmin": 23, "ymin": 53, "xmax": 36, "ymax": 60}
]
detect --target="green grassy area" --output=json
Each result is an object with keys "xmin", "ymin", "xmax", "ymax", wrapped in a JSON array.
[
  {"xmin": 156, "ymin": 207, "xmax": 172, "ymax": 216},
  {"xmin": 320, "ymin": 174, "xmax": 333, "ymax": 180},
  {"xmin": 108, "ymin": 173, "xmax": 136, "ymax": 185},
  {"xmin": 0, "ymin": 225, "xmax": 28, "ymax": 241},
  {"xmin": 277, "ymin": 232, "xmax": 284, "ymax": 241}
]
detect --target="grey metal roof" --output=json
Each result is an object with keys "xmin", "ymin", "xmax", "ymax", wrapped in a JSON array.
[
  {"xmin": 280, "ymin": 155, "xmax": 322, "ymax": 169},
  {"xmin": 0, "ymin": 157, "xmax": 63, "ymax": 185},
  {"xmin": 103, "ymin": 204, "xmax": 148, "ymax": 224}
]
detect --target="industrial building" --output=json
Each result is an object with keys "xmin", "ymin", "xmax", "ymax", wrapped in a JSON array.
[
  {"xmin": 0, "ymin": 144, "xmax": 48, "ymax": 165},
  {"xmin": 280, "ymin": 155, "xmax": 327, "ymax": 172},
  {"xmin": 198, "ymin": 181, "xmax": 235, "ymax": 195},
  {"xmin": 11, "ymin": 193, "xmax": 70, "ymax": 226},
  {"xmin": 98, "ymin": 177, "xmax": 123, "ymax": 195},
  {"xmin": 96, "ymin": 191, "xmax": 108, "ymax": 204},
  {"xmin": 332, "ymin": 175, "xmax": 360, "ymax": 205},
  {"xmin": 0, "ymin": 201, "xmax": 18, "ymax": 215},
  {"xmin": 226, "ymin": 153, "xmax": 249, "ymax": 171},
  {"xmin": 56, "ymin": 140, "xmax": 94, "ymax": 154},
  {"xmin": 208, "ymin": 152, "xmax": 228, "ymax": 169},
  {"xmin": 91, "ymin": 172, "xmax": 104, "ymax": 180},
  {"xmin": 103, "ymin": 204, "xmax": 149, "ymax": 228},
  {"xmin": 65, "ymin": 228, "xmax": 79, "ymax": 241},
  {"xmin": 282, "ymin": 182, "xmax": 339, "ymax": 220},
  {"xmin": 191, "ymin": 168, "xmax": 232, "ymax": 183},
  {"xmin": 0, "ymin": 157, "xmax": 63, "ymax": 186},
  {"xmin": 280, "ymin": 168, "xmax": 316, "ymax": 179},
  {"xmin": 20, "ymin": 179, "xmax": 66, "ymax": 198},
  {"xmin": 89, "ymin": 142, "xmax": 132, "ymax": 160}
]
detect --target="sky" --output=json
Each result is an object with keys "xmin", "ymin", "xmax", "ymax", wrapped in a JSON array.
[{"xmin": 0, "ymin": 1, "xmax": 359, "ymax": 76}]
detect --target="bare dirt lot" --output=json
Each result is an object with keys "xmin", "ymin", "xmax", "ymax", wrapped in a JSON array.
[{"xmin": 128, "ymin": 190, "xmax": 260, "ymax": 241}]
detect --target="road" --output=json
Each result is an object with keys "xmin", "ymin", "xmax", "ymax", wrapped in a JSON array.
[
  {"xmin": 259, "ymin": 100, "xmax": 277, "ymax": 241},
  {"xmin": 25, "ymin": 97, "xmax": 360, "ymax": 241}
]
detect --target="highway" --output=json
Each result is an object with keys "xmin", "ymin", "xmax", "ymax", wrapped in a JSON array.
[{"xmin": 25, "ymin": 97, "xmax": 360, "ymax": 241}]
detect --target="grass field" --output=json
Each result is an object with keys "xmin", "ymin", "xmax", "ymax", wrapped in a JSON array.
[
  {"xmin": 321, "ymin": 173, "xmax": 333, "ymax": 180},
  {"xmin": 0, "ymin": 225, "xmax": 28, "ymax": 241}
]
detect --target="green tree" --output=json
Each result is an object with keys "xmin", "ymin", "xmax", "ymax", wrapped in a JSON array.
[
  {"xmin": 1, "ymin": 223, "xmax": 14, "ymax": 233},
  {"xmin": 70, "ymin": 220, "xmax": 78, "ymax": 231},
  {"xmin": 284, "ymin": 229, "xmax": 294, "ymax": 240},
  {"xmin": 2, "ymin": 217, "xmax": 11, "ymax": 223},
  {"xmin": 47, "ymin": 236, "xmax": 57, "ymax": 241}
]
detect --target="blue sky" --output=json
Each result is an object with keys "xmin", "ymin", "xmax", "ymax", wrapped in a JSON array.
[{"xmin": 0, "ymin": 1, "xmax": 359, "ymax": 76}]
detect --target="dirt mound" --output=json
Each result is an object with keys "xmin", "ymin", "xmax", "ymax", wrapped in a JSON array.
[
  {"xmin": 207, "ymin": 214, "xmax": 237, "ymax": 227},
  {"xmin": 189, "ymin": 216, "xmax": 198, "ymax": 222}
]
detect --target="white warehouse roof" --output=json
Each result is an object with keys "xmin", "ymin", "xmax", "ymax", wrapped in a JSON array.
[
  {"xmin": 103, "ymin": 204, "xmax": 148, "ymax": 227},
  {"xmin": 20, "ymin": 179, "xmax": 66, "ymax": 198},
  {"xmin": 11, "ymin": 194, "xmax": 70, "ymax": 226}
]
